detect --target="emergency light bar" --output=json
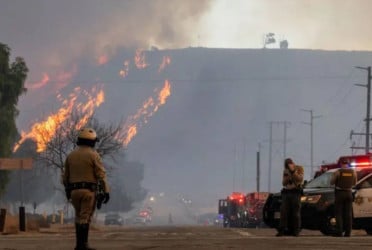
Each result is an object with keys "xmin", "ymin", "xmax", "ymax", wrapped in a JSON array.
[
  {"xmin": 228, "ymin": 192, "xmax": 245, "ymax": 204},
  {"xmin": 349, "ymin": 161, "xmax": 372, "ymax": 167}
]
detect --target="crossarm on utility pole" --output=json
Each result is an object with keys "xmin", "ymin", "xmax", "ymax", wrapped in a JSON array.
[{"xmin": 354, "ymin": 66, "xmax": 372, "ymax": 154}]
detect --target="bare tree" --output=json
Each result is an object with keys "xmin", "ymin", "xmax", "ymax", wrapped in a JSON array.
[
  {"xmin": 6, "ymin": 109, "xmax": 146, "ymax": 210},
  {"xmin": 36, "ymin": 110, "xmax": 127, "ymax": 172}
]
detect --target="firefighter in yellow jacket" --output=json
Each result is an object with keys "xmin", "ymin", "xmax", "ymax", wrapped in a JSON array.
[
  {"xmin": 277, "ymin": 158, "xmax": 304, "ymax": 237},
  {"xmin": 63, "ymin": 128, "xmax": 110, "ymax": 250},
  {"xmin": 330, "ymin": 159, "xmax": 357, "ymax": 237}
]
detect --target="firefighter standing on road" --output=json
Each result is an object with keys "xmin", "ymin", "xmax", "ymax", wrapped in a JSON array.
[
  {"xmin": 63, "ymin": 128, "xmax": 110, "ymax": 250},
  {"xmin": 276, "ymin": 158, "xmax": 304, "ymax": 237},
  {"xmin": 330, "ymin": 159, "xmax": 357, "ymax": 237}
]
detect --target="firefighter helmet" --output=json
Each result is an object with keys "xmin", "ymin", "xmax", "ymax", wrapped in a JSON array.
[
  {"xmin": 78, "ymin": 128, "xmax": 97, "ymax": 141},
  {"xmin": 285, "ymin": 158, "xmax": 294, "ymax": 166}
]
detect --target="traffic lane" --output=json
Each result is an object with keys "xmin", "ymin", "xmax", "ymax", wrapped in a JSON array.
[
  {"xmin": 1, "ymin": 227, "xmax": 372, "ymax": 250},
  {"xmin": 99, "ymin": 229, "xmax": 372, "ymax": 250},
  {"xmin": 2, "ymin": 236, "xmax": 372, "ymax": 250}
]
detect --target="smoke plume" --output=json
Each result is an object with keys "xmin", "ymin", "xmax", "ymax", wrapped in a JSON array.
[{"xmin": 0, "ymin": 0, "xmax": 212, "ymax": 80}]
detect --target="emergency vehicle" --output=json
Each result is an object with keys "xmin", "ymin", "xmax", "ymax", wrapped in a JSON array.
[
  {"xmin": 314, "ymin": 154, "xmax": 372, "ymax": 178},
  {"xmin": 134, "ymin": 207, "xmax": 153, "ymax": 225},
  {"xmin": 263, "ymin": 154, "xmax": 372, "ymax": 235},
  {"xmin": 246, "ymin": 192, "xmax": 270, "ymax": 226},
  {"xmin": 218, "ymin": 192, "xmax": 269, "ymax": 228},
  {"xmin": 314, "ymin": 163, "xmax": 338, "ymax": 178}
]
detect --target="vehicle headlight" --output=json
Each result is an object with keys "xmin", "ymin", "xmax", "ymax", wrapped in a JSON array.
[{"xmin": 301, "ymin": 195, "xmax": 321, "ymax": 203}]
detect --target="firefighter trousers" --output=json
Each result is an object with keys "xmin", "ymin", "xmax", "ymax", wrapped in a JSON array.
[
  {"xmin": 279, "ymin": 190, "xmax": 301, "ymax": 234},
  {"xmin": 335, "ymin": 189, "xmax": 353, "ymax": 236},
  {"xmin": 71, "ymin": 189, "xmax": 96, "ymax": 224}
]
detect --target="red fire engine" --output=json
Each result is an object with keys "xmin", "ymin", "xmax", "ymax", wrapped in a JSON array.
[{"xmin": 218, "ymin": 191, "xmax": 269, "ymax": 228}]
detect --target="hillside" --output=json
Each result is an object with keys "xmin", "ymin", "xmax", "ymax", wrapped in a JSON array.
[{"xmin": 17, "ymin": 47, "xmax": 372, "ymax": 210}]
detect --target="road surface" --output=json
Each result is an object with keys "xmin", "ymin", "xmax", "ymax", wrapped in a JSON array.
[{"xmin": 1, "ymin": 225, "xmax": 372, "ymax": 250}]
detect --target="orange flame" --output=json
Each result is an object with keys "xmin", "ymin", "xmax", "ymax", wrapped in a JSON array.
[
  {"xmin": 98, "ymin": 55, "xmax": 109, "ymax": 65},
  {"xmin": 14, "ymin": 86, "xmax": 105, "ymax": 152},
  {"xmin": 28, "ymin": 73, "xmax": 50, "ymax": 89},
  {"xmin": 120, "ymin": 80, "xmax": 171, "ymax": 146},
  {"xmin": 25, "ymin": 67, "xmax": 77, "ymax": 92},
  {"xmin": 158, "ymin": 80, "xmax": 171, "ymax": 105},
  {"xmin": 158, "ymin": 56, "xmax": 171, "ymax": 72},
  {"xmin": 119, "ymin": 60, "xmax": 130, "ymax": 78},
  {"xmin": 134, "ymin": 49, "xmax": 148, "ymax": 69},
  {"xmin": 75, "ymin": 86, "xmax": 105, "ymax": 129},
  {"xmin": 55, "ymin": 66, "xmax": 78, "ymax": 90},
  {"xmin": 123, "ymin": 125, "xmax": 138, "ymax": 147}
]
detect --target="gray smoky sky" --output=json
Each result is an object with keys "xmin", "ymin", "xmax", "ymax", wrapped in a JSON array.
[
  {"xmin": 4, "ymin": 0, "xmax": 372, "ymax": 216},
  {"xmin": 261, "ymin": 0, "xmax": 372, "ymax": 50},
  {"xmin": 0, "ymin": 0, "xmax": 212, "ymax": 80},
  {"xmin": 199, "ymin": 0, "xmax": 372, "ymax": 51}
]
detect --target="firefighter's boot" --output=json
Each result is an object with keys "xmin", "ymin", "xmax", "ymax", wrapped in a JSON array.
[
  {"xmin": 82, "ymin": 223, "xmax": 96, "ymax": 250},
  {"xmin": 75, "ymin": 224, "xmax": 86, "ymax": 250}
]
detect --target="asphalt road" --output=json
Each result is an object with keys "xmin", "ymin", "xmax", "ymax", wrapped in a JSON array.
[{"xmin": 2, "ymin": 225, "xmax": 372, "ymax": 250}]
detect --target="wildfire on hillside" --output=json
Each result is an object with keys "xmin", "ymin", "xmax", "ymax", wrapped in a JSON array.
[
  {"xmin": 27, "ymin": 73, "xmax": 50, "ymax": 89},
  {"xmin": 17, "ymin": 50, "xmax": 172, "ymax": 152},
  {"xmin": 134, "ymin": 49, "xmax": 148, "ymax": 69},
  {"xmin": 158, "ymin": 56, "xmax": 171, "ymax": 72},
  {"xmin": 119, "ymin": 60, "xmax": 130, "ymax": 78},
  {"xmin": 120, "ymin": 80, "xmax": 171, "ymax": 147},
  {"xmin": 14, "ymin": 86, "xmax": 105, "ymax": 152}
]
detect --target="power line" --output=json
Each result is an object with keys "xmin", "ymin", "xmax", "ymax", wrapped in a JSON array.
[
  {"xmin": 327, "ymin": 119, "xmax": 364, "ymax": 160},
  {"xmin": 24, "ymin": 75, "xmax": 357, "ymax": 85},
  {"xmin": 301, "ymin": 109, "xmax": 322, "ymax": 177},
  {"xmin": 320, "ymin": 70, "xmax": 357, "ymax": 118}
]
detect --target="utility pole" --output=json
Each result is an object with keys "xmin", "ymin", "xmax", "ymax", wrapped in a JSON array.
[
  {"xmin": 268, "ymin": 122, "xmax": 273, "ymax": 192},
  {"xmin": 302, "ymin": 109, "xmax": 321, "ymax": 178},
  {"xmin": 283, "ymin": 121, "xmax": 291, "ymax": 161},
  {"xmin": 267, "ymin": 121, "xmax": 290, "ymax": 192},
  {"xmin": 257, "ymin": 143, "xmax": 261, "ymax": 193},
  {"xmin": 233, "ymin": 143, "xmax": 237, "ymax": 192},
  {"xmin": 354, "ymin": 66, "xmax": 372, "ymax": 154},
  {"xmin": 242, "ymin": 138, "xmax": 247, "ymax": 192},
  {"xmin": 350, "ymin": 130, "xmax": 372, "ymax": 152}
]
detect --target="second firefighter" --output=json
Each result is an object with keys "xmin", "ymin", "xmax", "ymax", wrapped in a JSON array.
[{"xmin": 277, "ymin": 158, "xmax": 304, "ymax": 237}]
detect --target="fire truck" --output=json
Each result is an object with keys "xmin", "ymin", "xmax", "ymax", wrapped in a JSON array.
[
  {"xmin": 218, "ymin": 191, "xmax": 269, "ymax": 228},
  {"xmin": 246, "ymin": 192, "xmax": 270, "ymax": 226}
]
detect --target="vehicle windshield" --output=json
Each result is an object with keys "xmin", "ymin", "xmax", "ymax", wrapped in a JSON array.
[
  {"xmin": 305, "ymin": 171, "xmax": 334, "ymax": 188},
  {"xmin": 356, "ymin": 168, "xmax": 372, "ymax": 180},
  {"xmin": 306, "ymin": 168, "xmax": 372, "ymax": 189}
]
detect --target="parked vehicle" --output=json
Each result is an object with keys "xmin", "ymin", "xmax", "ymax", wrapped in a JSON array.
[
  {"xmin": 314, "ymin": 153, "xmax": 372, "ymax": 178},
  {"xmin": 104, "ymin": 213, "xmax": 124, "ymax": 226},
  {"xmin": 218, "ymin": 192, "xmax": 269, "ymax": 228},
  {"xmin": 133, "ymin": 216, "xmax": 147, "ymax": 225},
  {"xmin": 263, "ymin": 166, "xmax": 372, "ymax": 235}
]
